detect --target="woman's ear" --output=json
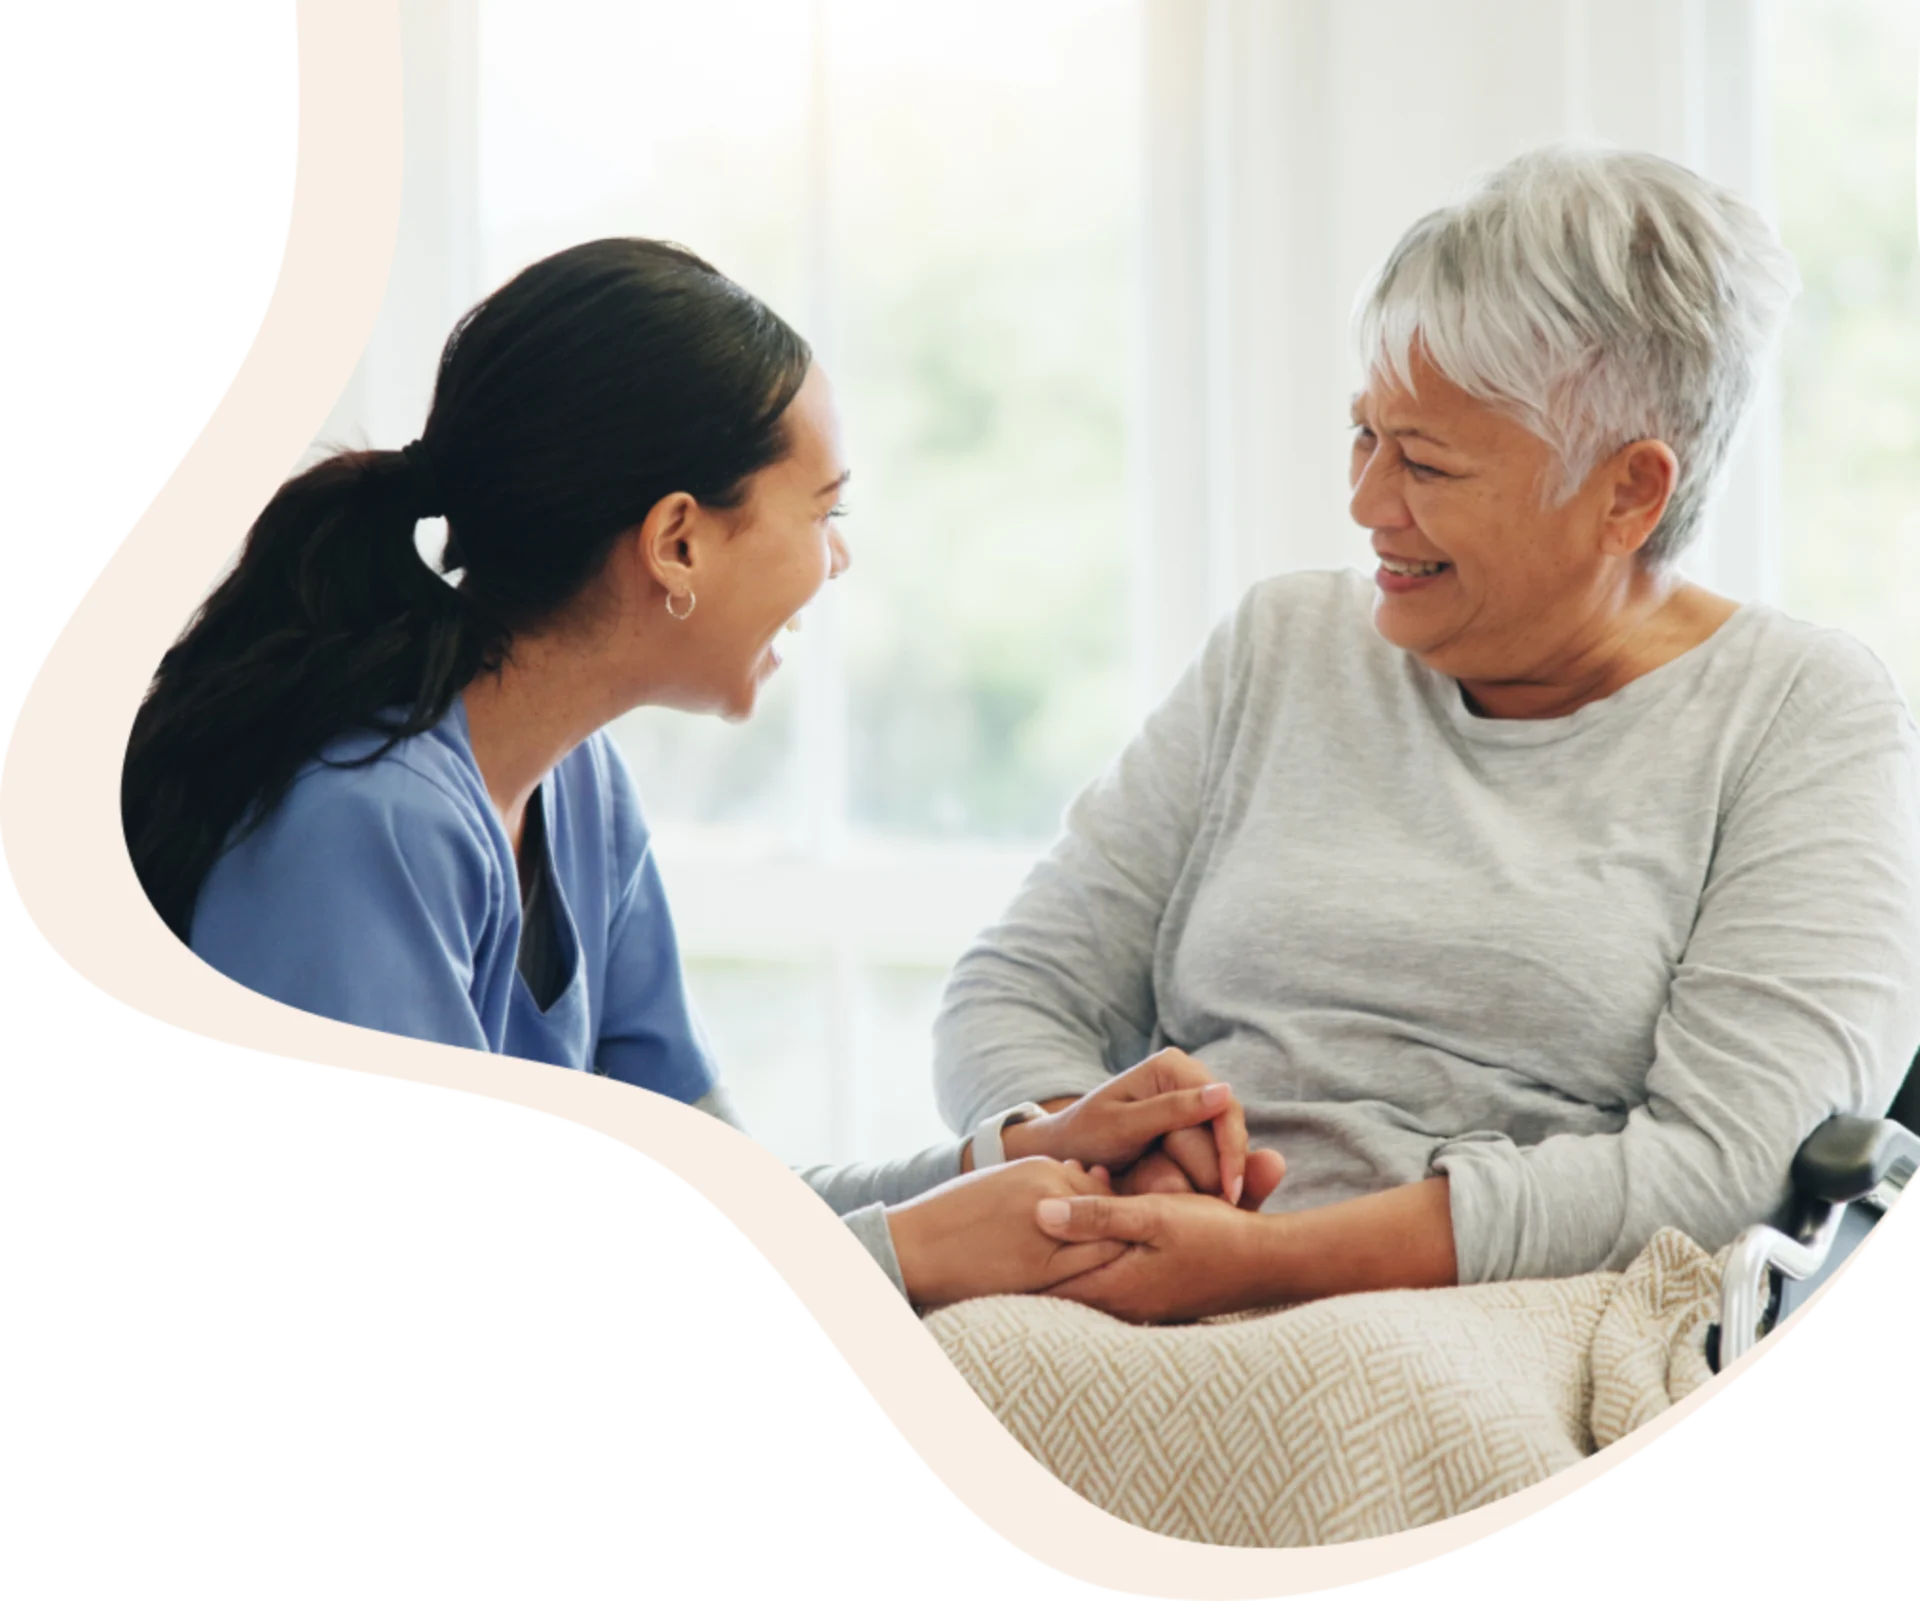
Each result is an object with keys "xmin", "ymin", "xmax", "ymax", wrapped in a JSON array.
[
  {"xmin": 635, "ymin": 491, "xmax": 700, "ymax": 594},
  {"xmin": 1599, "ymin": 438, "xmax": 1679, "ymax": 557}
]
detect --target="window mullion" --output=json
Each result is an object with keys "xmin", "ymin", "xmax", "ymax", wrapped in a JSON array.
[
  {"xmin": 798, "ymin": 0, "xmax": 850, "ymax": 865},
  {"xmin": 802, "ymin": 0, "xmax": 856, "ymax": 1158}
]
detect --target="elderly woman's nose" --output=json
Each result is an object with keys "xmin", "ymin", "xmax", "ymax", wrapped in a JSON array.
[{"xmin": 1348, "ymin": 448, "xmax": 1409, "ymax": 530}]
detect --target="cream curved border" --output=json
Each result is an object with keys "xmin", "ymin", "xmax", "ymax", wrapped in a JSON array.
[{"xmin": 0, "ymin": 2, "xmax": 1854, "ymax": 1594}]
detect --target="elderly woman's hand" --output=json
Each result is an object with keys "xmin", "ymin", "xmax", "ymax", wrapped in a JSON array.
[
  {"xmin": 1096, "ymin": 1073, "xmax": 1288, "ymax": 1210},
  {"xmin": 1034, "ymin": 1178, "xmax": 1459, "ymax": 1321},
  {"xmin": 997, "ymin": 1049, "xmax": 1277, "ymax": 1206},
  {"xmin": 1118, "ymin": 1132, "xmax": 1288, "ymax": 1206},
  {"xmin": 1029, "ymin": 1190, "xmax": 1278, "ymax": 1323},
  {"xmin": 885, "ymin": 1157, "xmax": 1129, "ymax": 1310}
]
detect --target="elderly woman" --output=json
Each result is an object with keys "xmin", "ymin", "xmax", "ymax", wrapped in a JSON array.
[{"xmin": 932, "ymin": 145, "xmax": 1920, "ymax": 1322}]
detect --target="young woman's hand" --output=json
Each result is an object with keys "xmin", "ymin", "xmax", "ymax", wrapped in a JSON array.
[
  {"xmin": 997, "ymin": 1049, "xmax": 1261, "ymax": 1204},
  {"xmin": 885, "ymin": 1158, "xmax": 1127, "ymax": 1311}
]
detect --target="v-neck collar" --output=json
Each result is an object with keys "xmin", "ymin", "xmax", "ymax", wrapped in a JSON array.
[{"xmin": 446, "ymin": 699, "xmax": 581, "ymax": 1016}]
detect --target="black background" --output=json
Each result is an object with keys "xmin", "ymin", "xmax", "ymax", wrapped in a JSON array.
[{"xmin": 15, "ymin": 12, "xmax": 1904, "ymax": 1581}]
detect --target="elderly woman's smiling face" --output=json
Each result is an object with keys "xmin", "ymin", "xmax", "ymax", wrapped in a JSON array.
[{"xmin": 1349, "ymin": 347, "xmax": 1681, "ymax": 705}]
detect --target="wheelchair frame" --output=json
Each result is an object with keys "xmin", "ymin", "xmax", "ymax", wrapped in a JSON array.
[{"xmin": 1710, "ymin": 1050, "xmax": 1920, "ymax": 1369}]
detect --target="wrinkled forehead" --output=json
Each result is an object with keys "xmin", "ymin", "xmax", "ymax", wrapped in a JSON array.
[
  {"xmin": 1349, "ymin": 391, "xmax": 1449, "ymax": 454},
  {"xmin": 1349, "ymin": 364, "xmax": 1564, "ymax": 467}
]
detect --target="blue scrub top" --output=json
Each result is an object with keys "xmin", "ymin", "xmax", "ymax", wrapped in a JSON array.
[{"xmin": 190, "ymin": 700, "xmax": 718, "ymax": 1103}]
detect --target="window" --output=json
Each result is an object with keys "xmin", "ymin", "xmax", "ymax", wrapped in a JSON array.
[
  {"xmin": 477, "ymin": 0, "xmax": 1143, "ymax": 1164},
  {"xmin": 1772, "ymin": 0, "xmax": 1920, "ymax": 710}
]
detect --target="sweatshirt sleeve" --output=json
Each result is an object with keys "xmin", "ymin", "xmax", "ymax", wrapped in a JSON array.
[
  {"xmin": 690, "ymin": 1087, "xmax": 954, "ymax": 1300},
  {"xmin": 930, "ymin": 593, "xmax": 1249, "ymax": 1132},
  {"xmin": 1433, "ymin": 649, "xmax": 1920, "ymax": 1282},
  {"xmin": 793, "ymin": 1144, "xmax": 967, "ymax": 1213}
]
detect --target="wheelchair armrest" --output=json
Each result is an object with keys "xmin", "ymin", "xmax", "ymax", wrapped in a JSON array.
[
  {"xmin": 1712, "ymin": 1113, "xmax": 1917, "ymax": 1372},
  {"xmin": 1790, "ymin": 1115, "xmax": 1920, "ymax": 1206}
]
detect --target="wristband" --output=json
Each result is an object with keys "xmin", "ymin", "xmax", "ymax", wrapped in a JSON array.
[{"xmin": 968, "ymin": 1102, "xmax": 1047, "ymax": 1169}]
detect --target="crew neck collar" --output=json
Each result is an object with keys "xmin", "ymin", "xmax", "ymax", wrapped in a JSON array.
[{"xmin": 1417, "ymin": 601, "xmax": 1763, "ymax": 746}]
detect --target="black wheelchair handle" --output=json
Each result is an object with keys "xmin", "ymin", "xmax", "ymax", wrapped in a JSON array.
[{"xmin": 1790, "ymin": 1115, "xmax": 1920, "ymax": 1206}]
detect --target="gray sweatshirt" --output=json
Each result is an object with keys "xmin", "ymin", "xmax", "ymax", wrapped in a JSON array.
[
  {"xmin": 932, "ymin": 569, "xmax": 1920, "ymax": 1283},
  {"xmin": 695, "ymin": 1086, "xmax": 964, "ymax": 1297}
]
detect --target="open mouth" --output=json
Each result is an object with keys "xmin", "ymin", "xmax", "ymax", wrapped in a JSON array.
[
  {"xmin": 1374, "ymin": 556, "xmax": 1453, "ymax": 596},
  {"xmin": 764, "ymin": 611, "xmax": 806, "ymax": 673}
]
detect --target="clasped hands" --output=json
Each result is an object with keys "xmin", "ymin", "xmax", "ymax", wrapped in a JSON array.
[{"xmin": 887, "ymin": 1049, "xmax": 1287, "ymax": 1322}]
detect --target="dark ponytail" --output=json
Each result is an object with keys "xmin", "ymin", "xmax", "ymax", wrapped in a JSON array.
[{"xmin": 124, "ymin": 239, "xmax": 812, "ymax": 941}]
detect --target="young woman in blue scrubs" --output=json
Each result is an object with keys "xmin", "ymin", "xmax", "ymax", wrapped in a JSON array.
[{"xmin": 122, "ymin": 239, "xmax": 1280, "ymax": 1308}]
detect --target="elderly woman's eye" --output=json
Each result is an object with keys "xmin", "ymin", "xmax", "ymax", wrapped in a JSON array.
[{"xmin": 1403, "ymin": 458, "xmax": 1447, "ymax": 481}]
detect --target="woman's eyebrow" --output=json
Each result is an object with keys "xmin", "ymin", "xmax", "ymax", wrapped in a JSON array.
[
  {"xmin": 1350, "ymin": 398, "xmax": 1451, "ymax": 448},
  {"xmin": 817, "ymin": 471, "xmax": 851, "ymax": 498}
]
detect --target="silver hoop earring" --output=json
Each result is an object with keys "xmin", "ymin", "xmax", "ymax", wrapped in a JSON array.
[{"xmin": 665, "ymin": 589, "xmax": 696, "ymax": 621}]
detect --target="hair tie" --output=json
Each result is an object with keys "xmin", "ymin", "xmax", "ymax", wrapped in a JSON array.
[{"xmin": 399, "ymin": 439, "xmax": 444, "ymax": 519}]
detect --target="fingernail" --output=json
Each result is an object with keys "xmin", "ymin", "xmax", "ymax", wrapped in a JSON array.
[
  {"xmin": 1036, "ymin": 1199, "xmax": 1073, "ymax": 1228},
  {"xmin": 1228, "ymin": 1174, "xmax": 1243, "ymax": 1206},
  {"xmin": 1201, "ymin": 1083, "xmax": 1230, "ymax": 1109}
]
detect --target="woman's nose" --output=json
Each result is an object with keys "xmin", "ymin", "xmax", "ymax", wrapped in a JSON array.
[
  {"xmin": 1348, "ymin": 447, "xmax": 1409, "ymax": 532},
  {"xmin": 828, "ymin": 523, "xmax": 852, "ymax": 579}
]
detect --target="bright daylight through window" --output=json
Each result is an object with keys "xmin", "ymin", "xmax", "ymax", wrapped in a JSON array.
[{"xmin": 478, "ymin": 0, "xmax": 1141, "ymax": 1164}]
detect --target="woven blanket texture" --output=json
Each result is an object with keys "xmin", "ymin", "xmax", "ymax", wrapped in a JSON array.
[{"xmin": 925, "ymin": 1227, "xmax": 1722, "ymax": 1547}]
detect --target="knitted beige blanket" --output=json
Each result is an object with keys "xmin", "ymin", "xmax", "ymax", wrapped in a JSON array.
[{"xmin": 924, "ymin": 1227, "xmax": 1722, "ymax": 1547}]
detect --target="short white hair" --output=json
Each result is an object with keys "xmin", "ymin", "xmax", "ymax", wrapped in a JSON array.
[{"xmin": 1352, "ymin": 144, "xmax": 1800, "ymax": 566}]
